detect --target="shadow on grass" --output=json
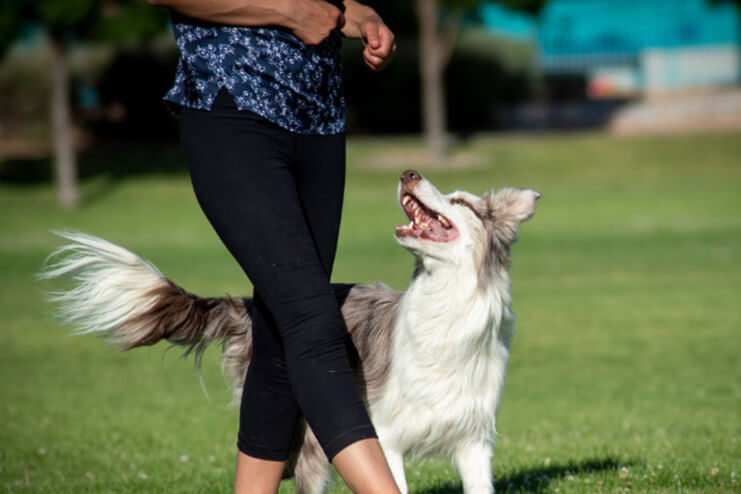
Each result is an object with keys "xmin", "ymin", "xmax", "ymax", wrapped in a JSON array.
[
  {"xmin": 419, "ymin": 456, "xmax": 627, "ymax": 493},
  {"xmin": 0, "ymin": 141, "xmax": 186, "ymax": 186}
]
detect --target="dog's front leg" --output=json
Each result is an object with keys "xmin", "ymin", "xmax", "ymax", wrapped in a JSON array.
[
  {"xmin": 453, "ymin": 441, "xmax": 494, "ymax": 494},
  {"xmin": 381, "ymin": 446, "xmax": 408, "ymax": 494}
]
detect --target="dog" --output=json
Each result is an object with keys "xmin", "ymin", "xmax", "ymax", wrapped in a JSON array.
[{"xmin": 40, "ymin": 169, "xmax": 539, "ymax": 494}]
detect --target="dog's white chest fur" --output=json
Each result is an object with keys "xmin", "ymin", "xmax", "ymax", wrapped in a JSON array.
[{"xmin": 370, "ymin": 267, "xmax": 514, "ymax": 460}]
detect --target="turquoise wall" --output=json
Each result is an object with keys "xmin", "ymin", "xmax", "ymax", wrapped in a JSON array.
[{"xmin": 537, "ymin": 0, "xmax": 740, "ymax": 58}]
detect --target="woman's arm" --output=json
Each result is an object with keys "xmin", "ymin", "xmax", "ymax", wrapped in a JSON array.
[
  {"xmin": 341, "ymin": 0, "xmax": 396, "ymax": 71},
  {"xmin": 147, "ymin": 0, "xmax": 395, "ymax": 68},
  {"xmin": 146, "ymin": 0, "xmax": 345, "ymax": 45}
]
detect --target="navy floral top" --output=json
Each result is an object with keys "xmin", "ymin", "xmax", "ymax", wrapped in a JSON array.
[{"xmin": 164, "ymin": 7, "xmax": 345, "ymax": 135}]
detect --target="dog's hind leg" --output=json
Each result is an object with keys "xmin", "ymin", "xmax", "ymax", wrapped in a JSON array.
[
  {"xmin": 293, "ymin": 429, "xmax": 331, "ymax": 494},
  {"xmin": 454, "ymin": 441, "xmax": 494, "ymax": 494}
]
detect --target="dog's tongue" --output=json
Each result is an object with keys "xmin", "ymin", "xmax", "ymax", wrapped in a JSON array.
[
  {"xmin": 429, "ymin": 220, "xmax": 447, "ymax": 237},
  {"xmin": 420, "ymin": 217, "xmax": 458, "ymax": 241}
]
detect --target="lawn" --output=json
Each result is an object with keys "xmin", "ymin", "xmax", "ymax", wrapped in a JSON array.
[{"xmin": 1, "ymin": 132, "xmax": 739, "ymax": 492}]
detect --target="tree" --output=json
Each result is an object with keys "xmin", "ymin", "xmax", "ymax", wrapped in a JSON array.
[
  {"xmin": 0, "ymin": 1, "xmax": 167, "ymax": 208},
  {"xmin": 415, "ymin": 0, "xmax": 469, "ymax": 164},
  {"xmin": 414, "ymin": 0, "xmax": 546, "ymax": 163}
]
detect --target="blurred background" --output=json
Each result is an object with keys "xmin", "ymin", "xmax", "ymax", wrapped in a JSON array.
[
  {"xmin": 0, "ymin": 0, "xmax": 739, "ymax": 205},
  {"xmin": 1, "ymin": 1, "xmax": 739, "ymax": 492}
]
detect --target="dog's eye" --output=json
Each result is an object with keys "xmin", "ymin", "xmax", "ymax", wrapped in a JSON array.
[{"xmin": 450, "ymin": 197, "xmax": 485, "ymax": 221}]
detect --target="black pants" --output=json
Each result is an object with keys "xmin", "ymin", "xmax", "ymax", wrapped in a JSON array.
[{"xmin": 178, "ymin": 89, "xmax": 376, "ymax": 461}]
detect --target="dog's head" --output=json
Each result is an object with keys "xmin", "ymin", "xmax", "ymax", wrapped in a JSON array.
[{"xmin": 395, "ymin": 169, "xmax": 540, "ymax": 276}]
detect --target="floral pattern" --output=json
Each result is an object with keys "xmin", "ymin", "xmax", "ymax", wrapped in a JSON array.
[{"xmin": 164, "ymin": 12, "xmax": 345, "ymax": 135}]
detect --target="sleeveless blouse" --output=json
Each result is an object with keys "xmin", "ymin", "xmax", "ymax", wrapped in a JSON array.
[{"xmin": 164, "ymin": 4, "xmax": 345, "ymax": 135}]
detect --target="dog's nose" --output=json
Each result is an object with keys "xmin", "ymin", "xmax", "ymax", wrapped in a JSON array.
[{"xmin": 401, "ymin": 169, "xmax": 421, "ymax": 185}]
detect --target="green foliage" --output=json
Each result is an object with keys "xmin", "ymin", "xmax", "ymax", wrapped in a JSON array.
[
  {"xmin": 35, "ymin": 0, "xmax": 99, "ymax": 34},
  {"xmin": 0, "ymin": 0, "xmax": 167, "ymax": 57},
  {"xmin": 444, "ymin": 0, "xmax": 547, "ymax": 15},
  {"xmin": 0, "ymin": 48, "xmax": 52, "ymax": 141},
  {"xmin": 1, "ymin": 131, "xmax": 741, "ymax": 492},
  {"xmin": 96, "ymin": 2, "xmax": 169, "ymax": 42},
  {"xmin": 367, "ymin": 0, "xmax": 547, "ymax": 37},
  {"xmin": 0, "ymin": 0, "xmax": 23, "ymax": 52},
  {"xmin": 494, "ymin": 0, "xmax": 548, "ymax": 15}
]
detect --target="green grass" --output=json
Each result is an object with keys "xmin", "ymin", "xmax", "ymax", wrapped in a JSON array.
[{"xmin": 1, "ymin": 132, "xmax": 740, "ymax": 492}]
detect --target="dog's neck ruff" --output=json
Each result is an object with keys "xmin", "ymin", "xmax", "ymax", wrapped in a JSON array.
[{"xmin": 401, "ymin": 257, "xmax": 513, "ymax": 353}]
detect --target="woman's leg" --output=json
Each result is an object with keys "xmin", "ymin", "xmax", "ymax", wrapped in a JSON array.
[
  {"xmin": 292, "ymin": 133, "xmax": 400, "ymax": 492},
  {"xmin": 179, "ymin": 95, "xmax": 300, "ymax": 492},
  {"xmin": 234, "ymin": 453, "xmax": 285, "ymax": 494},
  {"xmin": 233, "ymin": 294, "xmax": 294, "ymax": 492},
  {"xmin": 179, "ymin": 91, "xmax": 398, "ymax": 492}
]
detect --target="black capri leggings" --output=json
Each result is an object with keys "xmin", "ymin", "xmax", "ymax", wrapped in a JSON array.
[{"xmin": 178, "ymin": 89, "xmax": 376, "ymax": 461}]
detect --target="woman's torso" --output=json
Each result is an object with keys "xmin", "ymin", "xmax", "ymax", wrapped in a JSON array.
[{"xmin": 164, "ymin": 2, "xmax": 345, "ymax": 135}]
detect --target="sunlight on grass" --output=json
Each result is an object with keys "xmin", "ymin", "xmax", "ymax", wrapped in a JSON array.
[{"xmin": 1, "ymin": 131, "xmax": 740, "ymax": 492}]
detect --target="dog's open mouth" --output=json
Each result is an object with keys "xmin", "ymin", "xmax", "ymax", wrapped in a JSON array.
[{"xmin": 395, "ymin": 193, "xmax": 459, "ymax": 242}]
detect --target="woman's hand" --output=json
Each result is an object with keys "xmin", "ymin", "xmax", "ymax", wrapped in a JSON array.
[
  {"xmin": 284, "ymin": 0, "xmax": 345, "ymax": 45},
  {"xmin": 341, "ymin": 1, "xmax": 396, "ymax": 71}
]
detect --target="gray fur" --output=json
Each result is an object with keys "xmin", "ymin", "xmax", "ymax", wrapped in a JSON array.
[{"xmin": 41, "ymin": 234, "xmax": 399, "ymax": 493}]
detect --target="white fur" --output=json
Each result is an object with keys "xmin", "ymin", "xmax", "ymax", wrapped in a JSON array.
[
  {"xmin": 39, "ymin": 231, "xmax": 168, "ymax": 341},
  {"xmin": 372, "ymin": 176, "xmax": 537, "ymax": 494}
]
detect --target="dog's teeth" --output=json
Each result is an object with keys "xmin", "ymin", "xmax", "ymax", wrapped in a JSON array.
[
  {"xmin": 420, "ymin": 222, "xmax": 429, "ymax": 229},
  {"xmin": 402, "ymin": 195, "xmax": 411, "ymax": 206},
  {"xmin": 438, "ymin": 215, "xmax": 451, "ymax": 228}
]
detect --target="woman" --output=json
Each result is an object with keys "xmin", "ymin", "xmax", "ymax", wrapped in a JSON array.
[{"xmin": 146, "ymin": 0, "xmax": 399, "ymax": 492}]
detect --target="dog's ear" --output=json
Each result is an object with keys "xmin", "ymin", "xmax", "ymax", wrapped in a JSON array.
[
  {"xmin": 483, "ymin": 188, "xmax": 541, "ymax": 244},
  {"xmin": 487, "ymin": 187, "xmax": 541, "ymax": 223}
]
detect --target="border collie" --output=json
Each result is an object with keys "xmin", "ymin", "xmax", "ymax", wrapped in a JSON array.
[{"xmin": 40, "ymin": 169, "xmax": 540, "ymax": 494}]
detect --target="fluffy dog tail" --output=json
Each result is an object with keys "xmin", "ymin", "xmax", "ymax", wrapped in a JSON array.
[{"xmin": 38, "ymin": 232, "xmax": 252, "ymax": 382}]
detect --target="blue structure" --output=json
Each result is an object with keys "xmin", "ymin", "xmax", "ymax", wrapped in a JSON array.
[
  {"xmin": 480, "ymin": 0, "xmax": 741, "ymax": 94},
  {"xmin": 478, "ymin": 2, "xmax": 536, "ymax": 41},
  {"xmin": 538, "ymin": 0, "xmax": 739, "ymax": 64}
]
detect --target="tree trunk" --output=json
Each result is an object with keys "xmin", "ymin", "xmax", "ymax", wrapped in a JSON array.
[
  {"xmin": 415, "ymin": 0, "xmax": 448, "ymax": 164},
  {"xmin": 50, "ymin": 35, "xmax": 79, "ymax": 208}
]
